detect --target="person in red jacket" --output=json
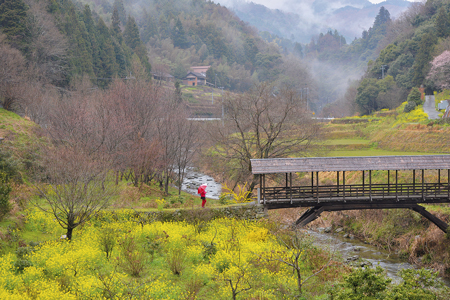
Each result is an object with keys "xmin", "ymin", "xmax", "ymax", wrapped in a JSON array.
[{"xmin": 198, "ymin": 183, "xmax": 207, "ymax": 208}]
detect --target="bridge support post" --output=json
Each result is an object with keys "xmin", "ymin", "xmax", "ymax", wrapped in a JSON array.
[
  {"xmin": 337, "ymin": 171, "xmax": 339, "ymax": 196},
  {"xmin": 422, "ymin": 170, "xmax": 425, "ymax": 200},
  {"xmin": 396, "ymin": 170, "xmax": 398, "ymax": 201},
  {"xmin": 316, "ymin": 172, "xmax": 319, "ymax": 202},
  {"xmin": 411, "ymin": 205, "xmax": 448, "ymax": 233},
  {"xmin": 343, "ymin": 171, "xmax": 346, "ymax": 202},
  {"xmin": 290, "ymin": 173, "xmax": 293, "ymax": 204},
  {"xmin": 362, "ymin": 170, "xmax": 365, "ymax": 190},
  {"xmin": 295, "ymin": 206, "xmax": 325, "ymax": 227}
]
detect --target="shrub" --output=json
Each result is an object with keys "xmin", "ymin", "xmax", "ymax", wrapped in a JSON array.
[
  {"xmin": 99, "ymin": 227, "xmax": 116, "ymax": 260},
  {"xmin": 407, "ymin": 87, "xmax": 422, "ymax": 106},
  {"xmin": 116, "ymin": 235, "xmax": 146, "ymax": 277},
  {"xmin": 328, "ymin": 266, "xmax": 391, "ymax": 299},
  {"xmin": 166, "ymin": 247, "xmax": 187, "ymax": 275},
  {"xmin": 0, "ymin": 149, "xmax": 22, "ymax": 183},
  {"xmin": 169, "ymin": 195, "xmax": 185, "ymax": 205},
  {"xmin": 403, "ymin": 101, "xmax": 416, "ymax": 113},
  {"xmin": 14, "ymin": 246, "xmax": 34, "ymax": 273},
  {"xmin": 219, "ymin": 194, "xmax": 231, "ymax": 205},
  {"xmin": 144, "ymin": 234, "xmax": 165, "ymax": 262},
  {"xmin": 221, "ymin": 183, "xmax": 253, "ymax": 204},
  {"xmin": 184, "ymin": 276, "xmax": 204, "ymax": 300},
  {"xmin": 0, "ymin": 172, "xmax": 12, "ymax": 221}
]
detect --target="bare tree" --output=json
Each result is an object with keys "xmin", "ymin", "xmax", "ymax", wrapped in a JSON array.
[
  {"xmin": 34, "ymin": 146, "xmax": 116, "ymax": 240},
  {"xmin": 155, "ymin": 99, "xmax": 189, "ymax": 194},
  {"xmin": 271, "ymin": 230, "xmax": 334, "ymax": 297},
  {"xmin": 0, "ymin": 34, "xmax": 28, "ymax": 111},
  {"xmin": 206, "ymin": 83, "xmax": 320, "ymax": 192},
  {"xmin": 173, "ymin": 107, "xmax": 199, "ymax": 195},
  {"xmin": 104, "ymin": 79, "xmax": 166, "ymax": 187}
]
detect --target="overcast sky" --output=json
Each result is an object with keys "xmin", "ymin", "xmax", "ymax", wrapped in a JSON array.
[
  {"xmin": 234, "ymin": 0, "xmax": 422, "ymax": 10},
  {"xmin": 369, "ymin": 0, "xmax": 421, "ymax": 3}
]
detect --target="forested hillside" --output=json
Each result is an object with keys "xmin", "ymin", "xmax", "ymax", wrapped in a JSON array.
[
  {"xmin": 327, "ymin": 0, "xmax": 450, "ymax": 116},
  {"xmin": 0, "ymin": 0, "xmax": 315, "ymax": 101}
]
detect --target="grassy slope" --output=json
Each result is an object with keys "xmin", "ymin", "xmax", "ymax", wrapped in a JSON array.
[{"xmin": 0, "ymin": 109, "xmax": 43, "ymax": 166}]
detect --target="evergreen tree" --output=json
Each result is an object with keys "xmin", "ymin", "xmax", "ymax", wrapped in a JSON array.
[
  {"xmin": 63, "ymin": 6, "xmax": 94, "ymax": 78},
  {"xmin": 113, "ymin": 0, "xmax": 126, "ymax": 27},
  {"xmin": 124, "ymin": 16, "xmax": 141, "ymax": 50},
  {"xmin": 111, "ymin": 5, "xmax": 122, "ymax": 39},
  {"xmin": 373, "ymin": 6, "xmax": 391, "ymax": 32},
  {"xmin": 412, "ymin": 32, "xmax": 437, "ymax": 86},
  {"xmin": 244, "ymin": 37, "xmax": 259, "ymax": 66},
  {"xmin": 112, "ymin": 40, "xmax": 128, "ymax": 78},
  {"xmin": 158, "ymin": 15, "xmax": 171, "ymax": 39},
  {"xmin": 0, "ymin": 0, "xmax": 29, "ymax": 50},
  {"xmin": 96, "ymin": 17, "xmax": 118, "ymax": 87},
  {"xmin": 435, "ymin": 7, "xmax": 449, "ymax": 38},
  {"xmin": 174, "ymin": 81, "xmax": 182, "ymax": 103},
  {"xmin": 141, "ymin": 11, "xmax": 157, "ymax": 44},
  {"xmin": 293, "ymin": 42, "xmax": 303, "ymax": 58},
  {"xmin": 172, "ymin": 18, "xmax": 188, "ymax": 49},
  {"xmin": 123, "ymin": 16, "xmax": 151, "ymax": 76},
  {"xmin": 83, "ymin": 5, "xmax": 99, "ymax": 75}
]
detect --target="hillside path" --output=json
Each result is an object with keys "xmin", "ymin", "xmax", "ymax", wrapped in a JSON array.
[{"xmin": 423, "ymin": 95, "xmax": 440, "ymax": 119}]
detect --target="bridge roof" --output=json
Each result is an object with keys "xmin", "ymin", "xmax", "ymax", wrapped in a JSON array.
[{"xmin": 251, "ymin": 155, "xmax": 450, "ymax": 174}]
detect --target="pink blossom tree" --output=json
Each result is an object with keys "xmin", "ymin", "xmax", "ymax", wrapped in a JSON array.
[{"xmin": 427, "ymin": 50, "xmax": 450, "ymax": 90}]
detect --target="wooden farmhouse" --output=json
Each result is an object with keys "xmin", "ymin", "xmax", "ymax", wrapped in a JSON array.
[{"xmin": 182, "ymin": 66, "xmax": 210, "ymax": 86}]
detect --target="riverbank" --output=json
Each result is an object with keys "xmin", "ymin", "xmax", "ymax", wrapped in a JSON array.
[
  {"xmin": 305, "ymin": 208, "xmax": 450, "ymax": 278},
  {"xmin": 268, "ymin": 206, "xmax": 450, "ymax": 284}
]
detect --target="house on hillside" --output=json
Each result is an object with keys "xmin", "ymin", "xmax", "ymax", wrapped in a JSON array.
[
  {"xmin": 151, "ymin": 71, "xmax": 174, "ymax": 82},
  {"xmin": 182, "ymin": 66, "xmax": 211, "ymax": 86},
  {"xmin": 183, "ymin": 71, "xmax": 207, "ymax": 86}
]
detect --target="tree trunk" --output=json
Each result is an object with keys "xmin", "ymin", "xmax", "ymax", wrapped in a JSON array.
[
  {"xmin": 67, "ymin": 227, "xmax": 73, "ymax": 241},
  {"xmin": 296, "ymin": 268, "xmax": 302, "ymax": 296},
  {"xmin": 164, "ymin": 174, "xmax": 169, "ymax": 195}
]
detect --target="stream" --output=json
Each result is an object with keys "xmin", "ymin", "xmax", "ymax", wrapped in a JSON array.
[
  {"xmin": 307, "ymin": 229, "xmax": 413, "ymax": 282},
  {"xmin": 181, "ymin": 169, "xmax": 449, "ymax": 284}
]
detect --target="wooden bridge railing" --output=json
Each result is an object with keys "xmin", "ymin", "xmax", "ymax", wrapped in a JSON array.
[{"xmin": 260, "ymin": 182, "xmax": 450, "ymax": 204}]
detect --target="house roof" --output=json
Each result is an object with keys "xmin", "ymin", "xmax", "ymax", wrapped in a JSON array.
[
  {"xmin": 191, "ymin": 66, "xmax": 210, "ymax": 73},
  {"xmin": 184, "ymin": 71, "xmax": 206, "ymax": 79},
  {"xmin": 250, "ymin": 155, "xmax": 450, "ymax": 174},
  {"xmin": 151, "ymin": 72, "xmax": 174, "ymax": 78}
]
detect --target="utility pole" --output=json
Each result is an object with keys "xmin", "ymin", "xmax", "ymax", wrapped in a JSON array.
[
  {"xmin": 301, "ymin": 87, "xmax": 308, "ymax": 110},
  {"xmin": 220, "ymin": 87, "xmax": 224, "ymax": 126},
  {"xmin": 381, "ymin": 65, "xmax": 387, "ymax": 79}
]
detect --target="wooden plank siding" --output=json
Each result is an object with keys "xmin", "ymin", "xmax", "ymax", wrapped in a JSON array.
[{"xmin": 251, "ymin": 155, "xmax": 450, "ymax": 174}]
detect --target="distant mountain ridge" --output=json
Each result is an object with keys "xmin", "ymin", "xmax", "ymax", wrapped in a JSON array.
[{"xmin": 224, "ymin": 0, "xmax": 413, "ymax": 43}]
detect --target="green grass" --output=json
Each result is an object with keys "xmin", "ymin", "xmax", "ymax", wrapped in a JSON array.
[
  {"xmin": 324, "ymin": 149, "xmax": 445, "ymax": 157},
  {"xmin": 321, "ymin": 139, "xmax": 371, "ymax": 145}
]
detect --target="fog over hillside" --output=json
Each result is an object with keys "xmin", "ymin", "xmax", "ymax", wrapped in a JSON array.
[{"xmin": 220, "ymin": 0, "xmax": 413, "ymax": 43}]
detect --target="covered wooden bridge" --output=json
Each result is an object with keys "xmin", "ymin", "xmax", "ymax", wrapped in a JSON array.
[{"xmin": 251, "ymin": 155, "xmax": 450, "ymax": 232}]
